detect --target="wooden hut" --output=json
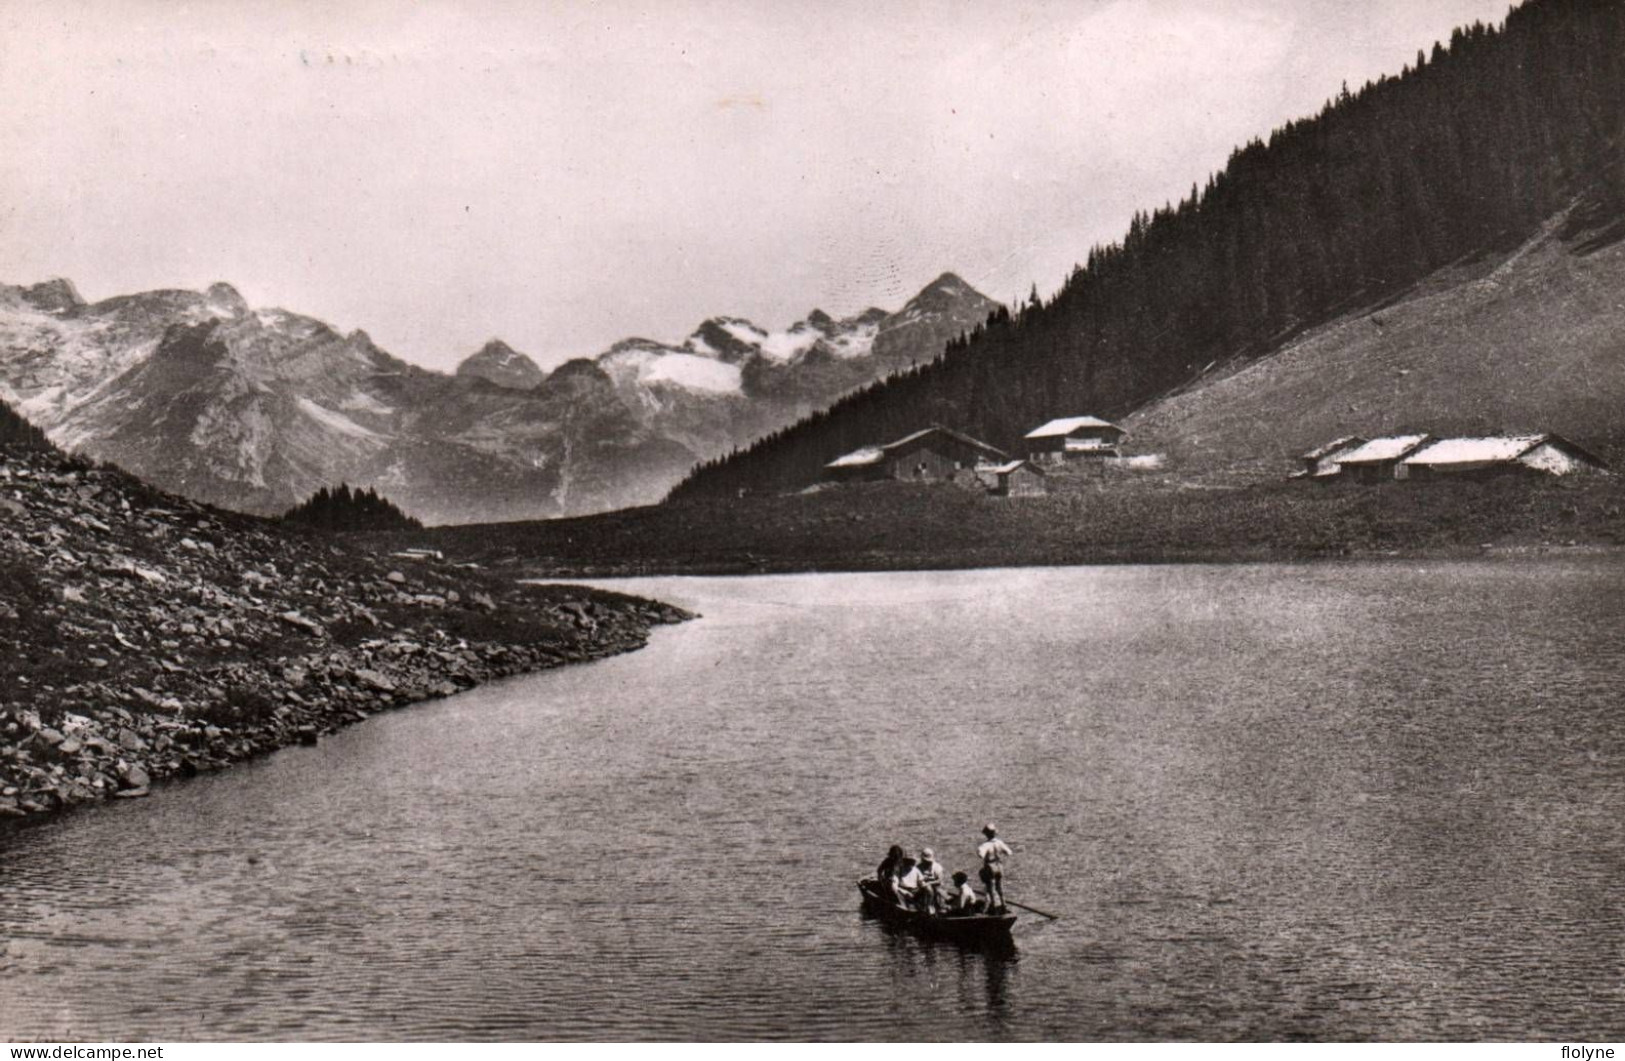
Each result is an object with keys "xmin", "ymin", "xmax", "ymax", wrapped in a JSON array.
[
  {"xmin": 1399, "ymin": 434, "xmax": 1608, "ymax": 481},
  {"xmin": 825, "ymin": 426, "xmax": 1008, "ymax": 484},
  {"xmin": 1023, "ymin": 416, "xmax": 1125, "ymax": 464},
  {"xmin": 981, "ymin": 460, "xmax": 1047, "ymax": 497}
]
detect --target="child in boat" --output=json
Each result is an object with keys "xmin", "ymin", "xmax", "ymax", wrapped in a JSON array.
[{"xmin": 945, "ymin": 871, "xmax": 981, "ymax": 916}]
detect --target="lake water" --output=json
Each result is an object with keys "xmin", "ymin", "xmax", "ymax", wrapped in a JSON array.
[{"xmin": 4, "ymin": 560, "xmax": 1625, "ymax": 1041}]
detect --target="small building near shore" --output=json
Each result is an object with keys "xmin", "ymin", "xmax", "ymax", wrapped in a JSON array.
[
  {"xmin": 979, "ymin": 460, "xmax": 1047, "ymax": 497},
  {"xmin": 1023, "ymin": 416, "xmax": 1126, "ymax": 464},
  {"xmin": 824, "ymin": 426, "xmax": 1009, "ymax": 484},
  {"xmin": 1399, "ymin": 434, "xmax": 1608, "ymax": 480},
  {"xmin": 1295, "ymin": 435, "xmax": 1368, "ymax": 480},
  {"xmin": 1327, "ymin": 434, "xmax": 1432, "ymax": 482}
]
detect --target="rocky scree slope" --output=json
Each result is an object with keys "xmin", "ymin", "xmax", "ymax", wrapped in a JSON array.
[
  {"xmin": 0, "ymin": 433, "xmax": 688, "ymax": 823},
  {"xmin": 0, "ymin": 273, "xmax": 998, "ymax": 523}
]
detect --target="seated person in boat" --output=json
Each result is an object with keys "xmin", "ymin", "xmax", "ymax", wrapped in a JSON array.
[
  {"xmin": 875, "ymin": 844, "xmax": 906, "ymax": 902},
  {"xmin": 944, "ymin": 870, "xmax": 982, "ymax": 916},
  {"xmin": 893, "ymin": 855, "xmax": 928, "ymax": 910},
  {"xmin": 916, "ymin": 848, "xmax": 948, "ymax": 913}
]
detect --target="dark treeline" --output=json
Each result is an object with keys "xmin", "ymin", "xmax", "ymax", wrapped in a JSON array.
[
  {"xmin": 0, "ymin": 400, "xmax": 56, "ymax": 452},
  {"xmin": 282, "ymin": 483, "xmax": 423, "ymax": 532},
  {"xmin": 670, "ymin": 0, "xmax": 1624, "ymax": 501}
]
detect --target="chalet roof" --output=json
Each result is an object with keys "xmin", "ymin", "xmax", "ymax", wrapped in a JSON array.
[
  {"xmin": 826, "ymin": 446, "xmax": 885, "ymax": 469},
  {"xmin": 986, "ymin": 460, "xmax": 1043, "ymax": 476},
  {"xmin": 1025, "ymin": 416, "xmax": 1121, "ymax": 439},
  {"xmin": 1334, "ymin": 434, "xmax": 1431, "ymax": 464},
  {"xmin": 1402, "ymin": 435, "xmax": 1547, "ymax": 466},
  {"xmin": 1302, "ymin": 435, "xmax": 1367, "ymax": 461},
  {"xmin": 825, "ymin": 425, "xmax": 1007, "ymax": 469}
]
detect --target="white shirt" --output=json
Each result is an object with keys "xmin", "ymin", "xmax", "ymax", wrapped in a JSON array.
[
  {"xmin": 896, "ymin": 866, "xmax": 924, "ymax": 891},
  {"xmin": 978, "ymin": 838, "xmax": 1012, "ymax": 865}
]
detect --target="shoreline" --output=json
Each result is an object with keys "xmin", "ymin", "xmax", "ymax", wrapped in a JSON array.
[
  {"xmin": 503, "ymin": 541, "xmax": 1625, "ymax": 581},
  {"xmin": 0, "ymin": 592, "xmax": 690, "ymax": 826},
  {"xmin": 0, "ymin": 443, "xmax": 691, "ymax": 827}
]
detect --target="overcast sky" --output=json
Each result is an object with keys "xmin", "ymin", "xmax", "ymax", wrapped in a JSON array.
[{"xmin": 1, "ymin": 0, "xmax": 1512, "ymax": 372}]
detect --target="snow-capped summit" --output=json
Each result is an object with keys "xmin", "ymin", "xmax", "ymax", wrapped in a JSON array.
[
  {"xmin": 456, "ymin": 339, "xmax": 545, "ymax": 390},
  {"xmin": 685, "ymin": 317, "xmax": 767, "ymax": 364}
]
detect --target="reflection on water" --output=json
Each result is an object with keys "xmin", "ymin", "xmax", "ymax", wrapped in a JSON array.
[{"xmin": 4, "ymin": 560, "xmax": 1625, "ymax": 1040}]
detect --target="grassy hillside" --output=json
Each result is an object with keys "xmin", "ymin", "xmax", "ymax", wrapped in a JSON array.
[{"xmin": 1126, "ymin": 213, "xmax": 1625, "ymax": 481}]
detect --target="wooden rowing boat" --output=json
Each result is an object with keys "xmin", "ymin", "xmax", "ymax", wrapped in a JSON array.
[{"xmin": 857, "ymin": 878, "xmax": 1018, "ymax": 947}]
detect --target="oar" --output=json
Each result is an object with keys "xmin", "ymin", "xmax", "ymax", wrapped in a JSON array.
[
  {"xmin": 1004, "ymin": 898, "xmax": 1062, "ymax": 921},
  {"xmin": 974, "ymin": 889, "xmax": 1061, "ymax": 920}
]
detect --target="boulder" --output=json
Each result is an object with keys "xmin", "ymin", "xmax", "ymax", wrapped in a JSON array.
[
  {"xmin": 353, "ymin": 668, "xmax": 396, "ymax": 693},
  {"xmin": 278, "ymin": 611, "xmax": 325, "ymax": 637},
  {"xmin": 117, "ymin": 762, "xmax": 151, "ymax": 789}
]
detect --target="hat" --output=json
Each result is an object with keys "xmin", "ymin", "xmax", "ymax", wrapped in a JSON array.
[
  {"xmin": 982, "ymin": 823, "xmax": 997, "ymax": 836},
  {"xmin": 920, "ymin": 848, "xmax": 935, "ymax": 860}
]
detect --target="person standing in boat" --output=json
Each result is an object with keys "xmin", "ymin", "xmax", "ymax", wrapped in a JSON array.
[{"xmin": 977, "ymin": 823, "xmax": 1012, "ymax": 913}]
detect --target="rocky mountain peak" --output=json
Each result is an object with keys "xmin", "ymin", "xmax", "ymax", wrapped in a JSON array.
[
  {"xmin": 456, "ymin": 339, "xmax": 545, "ymax": 390},
  {"xmin": 22, "ymin": 278, "xmax": 85, "ymax": 314},
  {"xmin": 908, "ymin": 272, "xmax": 980, "ymax": 308},
  {"xmin": 685, "ymin": 318, "xmax": 764, "ymax": 363},
  {"xmin": 886, "ymin": 271, "xmax": 999, "ymax": 329},
  {"xmin": 204, "ymin": 282, "xmax": 249, "ymax": 317}
]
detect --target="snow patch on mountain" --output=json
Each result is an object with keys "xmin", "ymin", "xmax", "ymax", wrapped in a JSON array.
[
  {"xmin": 759, "ymin": 323, "xmax": 823, "ymax": 362},
  {"xmin": 826, "ymin": 320, "xmax": 879, "ymax": 359},
  {"xmin": 297, "ymin": 396, "xmax": 387, "ymax": 440},
  {"xmin": 339, "ymin": 391, "xmax": 395, "ymax": 415},
  {"xmin": 720, "ymin": 320, "xmax": 767, "ymax": 348},
  {"xmin": 640, "ymin": 352, "xmax": 743, "ymax": 394}
]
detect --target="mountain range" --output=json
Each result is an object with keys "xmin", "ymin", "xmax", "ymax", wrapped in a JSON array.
[{"xmin": 0, "ymin": 273, "xmax": 998, "ymax": 523}]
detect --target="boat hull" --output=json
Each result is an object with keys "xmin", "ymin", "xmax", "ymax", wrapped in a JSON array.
[{"xmin": 857, "ymin": 879, "xmax": 1017, "ymax": 947}]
